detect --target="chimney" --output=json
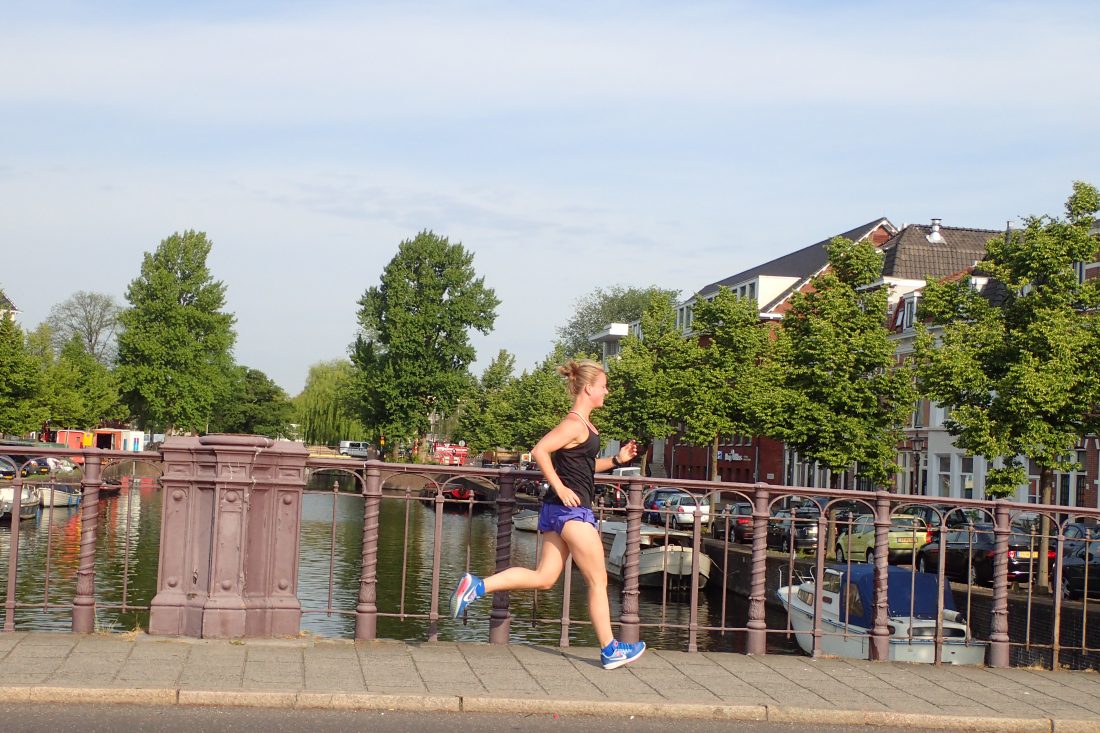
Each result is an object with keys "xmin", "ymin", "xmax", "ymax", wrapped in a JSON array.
[{"xmin": 926, "ymin": 218, "xmax": 945, "ymax": 244}]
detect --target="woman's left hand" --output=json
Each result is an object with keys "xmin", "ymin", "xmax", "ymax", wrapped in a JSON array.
[{"xmin": 618, "ymin": 440, "xmax": 638, "ymax": 464}]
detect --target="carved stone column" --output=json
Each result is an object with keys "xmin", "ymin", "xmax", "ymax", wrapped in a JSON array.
[{"xmin": 149, "ymin": 434, "xmax": 308, "ymax": 638}]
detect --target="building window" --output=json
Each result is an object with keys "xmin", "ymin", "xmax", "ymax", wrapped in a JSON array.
[
  {"xmin": 902, "ymin": 296, "xmax": 918, "ymax": 329},
  {"xmin": 748, "ymin": 281, "xmax": 756, "ymax": 301},
  {"xmin": 936, "ymin": 455, "xmax": 951, "ymax": 497},
  {"xmin": 960, "ymin": 456, "xmax": 974, "ymax": 499},
  {"xmin": 912, "ymin": 399, "xmax": 927, "ymax": 428}
]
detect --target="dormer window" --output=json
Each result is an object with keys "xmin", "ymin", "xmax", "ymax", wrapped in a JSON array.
[{"xmin": 902, "ymin": 294, "xmax": 919, "ymax": 329}]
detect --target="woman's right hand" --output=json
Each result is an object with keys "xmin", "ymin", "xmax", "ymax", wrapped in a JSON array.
[{"xmin": 555, "ymin": 486, "xmax": 581, "ymax": 507}]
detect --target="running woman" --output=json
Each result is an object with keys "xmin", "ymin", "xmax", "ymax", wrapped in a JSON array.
[{"xmin": 449, "ymin": 359, "xmax": 645, "ymax": 670}]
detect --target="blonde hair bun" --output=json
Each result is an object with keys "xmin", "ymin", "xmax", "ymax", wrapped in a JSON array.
[{"xmin": 558, "ymin": 359, "xmax": 604, "ymax": 397}]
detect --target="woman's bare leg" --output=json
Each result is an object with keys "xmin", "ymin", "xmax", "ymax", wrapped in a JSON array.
[
  {"xmin": 560, "ymin": 520, "xmax": 614, "ymax": 648},
  {"xmin": 483, "ymin": 532, "xmax": 568, "ymax": 593}
]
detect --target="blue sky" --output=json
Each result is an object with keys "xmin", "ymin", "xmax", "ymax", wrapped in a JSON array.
[{"xmin": 3, "ymin": 1, "xmax": 1098, "ymax": 394}]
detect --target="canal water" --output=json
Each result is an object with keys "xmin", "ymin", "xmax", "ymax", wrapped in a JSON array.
[{"xmin": 1, "ymin": 486, "xmax": 797, "ymax": 654}]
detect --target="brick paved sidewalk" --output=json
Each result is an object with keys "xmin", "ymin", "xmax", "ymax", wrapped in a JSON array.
[{"xmin": 1, "ymin": 632, "xmax": 1098, "ymax": 731}]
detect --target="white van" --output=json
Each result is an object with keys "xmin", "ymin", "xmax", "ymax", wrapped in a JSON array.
[
  {"xmin": 338, "ymin": 441, "xmax": 372, "ymax": 459},
  {"xmin": 611, "ymin": 466, "xmax": 641, "ymax": 478}
]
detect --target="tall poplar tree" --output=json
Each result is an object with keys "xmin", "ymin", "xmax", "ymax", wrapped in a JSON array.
[
  {"xmin": 915, "ymin": 181, "xmax": 1100, "ymax": 589},
  {"xmin": 350, "ymin": 231, "xmax": 499, "ymax": 456},
  {"xmin": 116, "ymin": 230, "xmax": 236, "ymax": 434}
]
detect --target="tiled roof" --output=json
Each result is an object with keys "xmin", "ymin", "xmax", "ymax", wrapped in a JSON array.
[
  {"xmin": 880, "ymin": 224, "xmax": 1002, "ymax": 281},
  {"xmin": 697, "ymin": 217, "xmax": 895, "ymax": 299},
  {"xmin": 0, "ymin": 289, "xmax": 16, "ymax": 311}
]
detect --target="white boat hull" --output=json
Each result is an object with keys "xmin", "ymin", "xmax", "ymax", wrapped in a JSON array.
[
  {"xmin": 603, "ymin": 524, "xmax": 711, "ymax": 591},
  {"xmin": 0, "ymin": 486, "xmax": 41, "ymax": 520},
  {"xmin": 778, "ymin": 584, "xmax": 987, "ymax": 665},
  {"xmin": 39, "ymin": 484, "xmax": 82, "ymax": 507},
  {"xmin": 513, "ymin": 509, "xmax": 539, "ymax": 532}
]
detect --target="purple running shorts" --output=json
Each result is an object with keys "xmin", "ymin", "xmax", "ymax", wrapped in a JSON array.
[{"xmin": 537, "ymin": 503, "xmax": 597, "ymax": 534}]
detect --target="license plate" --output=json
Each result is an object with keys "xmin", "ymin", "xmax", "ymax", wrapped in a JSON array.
[
  {"xmin": 897, "ymin": 536, "xmax": 913, "ymax": 544},
  {"xmin": 1016, "ymin": 551, "xmax": 1035, "ymax": 559}
]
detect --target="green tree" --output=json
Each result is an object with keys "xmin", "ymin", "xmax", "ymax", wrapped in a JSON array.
[
  {"xmin": 293, "ymin": 360, "xmax": 368, "ymax": 447},
  {"xmin": 498, "ymin": 351, "xmax": 572, "ymax": 451},
  {"xmin": 349, "ymin": 231, "xmax": 499, "ymax": 457},
  {"xmin": 456, "ymin": 349, "xmax": 516, "ymax": 454},
  {"xmin": 774, "ymin": 236, "xmax": 916, "ymax": 489},
  {"xmin": 46, "ymin": 291, "xmax": 122, "ymax": 365},
  {"xmin": 36, "ymin": 335, "xmax": 125, "ymax": 429},
  {"xmin": 556, "ymin": 285, "xmax": 680, "ymax": 358},
  {"xmin": 116, "ymin": 230, "xmax": 237, "ymax": 434},
  {"xmin": 0, "ymin": 315, "xmax": 47, "ymax": 436},
  {"xmin": 209, "ymin": 366, "xmax": 294, "ymax": 438},
  {"xmin": 678, "ymin": 287, "xmax": 776, "ymax": 480},
  {"xmin": 915, "ymin": 181, "xmax": 1100, "ymax": 588},
  {"xmin": 600, "ymin": 294, "xmax": 689, "ymax": 475}
]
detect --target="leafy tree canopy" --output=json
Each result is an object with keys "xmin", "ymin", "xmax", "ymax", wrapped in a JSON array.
[
  {"xmin": 0, "ymin": 315, "xmax": 46, "ymax": 436},
  {"xmin": 455, "ymin": 349, "xmax": 516, "ymax": 454},
  {"xmin": 556, "ymin": 285, "xmax": 680, "ymax": 358},
  {"xmin": 116, "ymin": 230, "xmax": 237, "ymax": 434},
  {"xmin": 600, "ymin": 293, "xmax": 688, "ymax": 471},
  {"xmin": 773, "ymin": 236, "xmax": 915, "ymax": 486},
  {"xmin": 293, "ymin": 360, "xmax": 368, "ymax": 447},
  {"xmin": 209, "ymin": 366, "xmax": 294, "ymax": 439},
  {"xmin": 350, "ymin": 230, "xmax": 499, "ymax": 451},
  {"xmin": 916, "ymin": 181, "xmax": 1100, "ymax": 497}
]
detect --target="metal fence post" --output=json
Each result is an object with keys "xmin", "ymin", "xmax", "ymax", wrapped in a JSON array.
[
  {"xmin": 988, "ymin": 502, "xmax": 1011, "ymax": 667},
  {"xmin": 72, "ymin": 450, "xmax": 102, "ymax": 633},
  {"xmin": 2, "ymin": 473, "xmax": 25, "ymax": 632},
  {"xmin": 869, "ymin": 491, "xmax": 891, "ymax": 661},
  {"xmin": 355, "ymin": 460, "xmax": 383, "ymax": 640},
  {"xmin": 746, "ymin": 484, "xmax": 770, "ymax": 655},
  {"xmin": 489, "ymin": 467, "xmax": 516, "ymax": 644},
  {"xmin": 618, "ymin": 482, "xmax": 643, "ymax": 644}
]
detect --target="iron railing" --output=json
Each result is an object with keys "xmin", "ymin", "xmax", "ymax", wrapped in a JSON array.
[{"xmin": 3, "ymin": 446, "xmax": 1099, "ymax": 670}]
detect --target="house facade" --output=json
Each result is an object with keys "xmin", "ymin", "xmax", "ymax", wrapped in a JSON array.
[{"xmin": 0, "ymin": 289, "xmax": 19, "ymax": 321}]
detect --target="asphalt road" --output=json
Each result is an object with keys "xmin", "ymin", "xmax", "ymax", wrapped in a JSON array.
[{"xmin": 0, "ymin": 703, "xmax": 958, "ymax": 733}]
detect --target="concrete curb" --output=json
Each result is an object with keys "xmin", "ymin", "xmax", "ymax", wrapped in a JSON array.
[{"xmin": 3, "ymin": 685, "xmax": 1099, "ymax": 732}]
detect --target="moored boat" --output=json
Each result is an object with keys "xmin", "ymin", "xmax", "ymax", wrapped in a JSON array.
[
  {"xmin": 513, "ymin": 509, "xmax": 539, "ymax": 532},
  {"xmin": 601, "ymin": 521, "xmax": 711, "ymax": 591},
  {"xmin": 777, "ymin": 564, "xmax": 987, "ymax": 665},
  {"xmin": 39, "ymin": 483, "xmax": 82, "ymax": 507},
  {"xmin": 0, "ymin": 485, "xmax": 41, "ymax": 520}
]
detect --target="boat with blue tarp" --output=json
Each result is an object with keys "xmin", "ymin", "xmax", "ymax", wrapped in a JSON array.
[{"xmin": 777, "ymin": 564, "xmax": 987, "ymax": 665}]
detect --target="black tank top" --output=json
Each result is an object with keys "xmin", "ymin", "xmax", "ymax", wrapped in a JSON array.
[{"xmin": 545, "ymin": 421, "xmax": 600, "ymax": 508}]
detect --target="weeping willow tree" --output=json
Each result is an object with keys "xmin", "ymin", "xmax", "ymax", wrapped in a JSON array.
[{"xmin": 293, "ymin": 360, "xmax": 369, "ymax": 447}]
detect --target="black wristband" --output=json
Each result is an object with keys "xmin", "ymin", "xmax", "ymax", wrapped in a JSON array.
[{"xmin": 611, "ymin": 455, "xmax": 622, "ymax": 467}]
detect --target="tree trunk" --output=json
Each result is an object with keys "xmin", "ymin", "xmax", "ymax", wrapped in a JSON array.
[
  {"xmin": 710, "ymin": 435, "xmax": 720, "ymax": 481},
  {"xmin": 1038, "ymin": 466, "xmax": 1054, "ymax": 591}
]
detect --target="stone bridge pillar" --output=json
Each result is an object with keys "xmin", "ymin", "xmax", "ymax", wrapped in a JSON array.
[{"xmin": 149, "ymin": 434, "xmax": 308, "ymax": 638}]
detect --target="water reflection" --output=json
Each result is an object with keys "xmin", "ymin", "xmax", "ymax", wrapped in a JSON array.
[{"xmin": 1, "ymin": 488, "xmax": 796, "ymax": 653}]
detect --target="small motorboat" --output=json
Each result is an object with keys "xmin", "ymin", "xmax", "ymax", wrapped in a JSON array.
[
  {"xmin": 602, "ymin": 521, "xmax": 712, "ymax": 591},
  {"xmin": 0, "ymin": 485, "xmax": 41, "ymax": 520},
  {"xmin": 512, "ymin": 509, "xmax": 540, "ymax": 532},
  {"xmin": 777, "ymin": 564, "xmax": 987, "ymax": 665},
  {"xmin": 418, "ymin": 485, "xmax": 478, "ymax": 509},
  {"xmin": 39, "ymin": 483, "xmax": 82, "ymax": 507}
]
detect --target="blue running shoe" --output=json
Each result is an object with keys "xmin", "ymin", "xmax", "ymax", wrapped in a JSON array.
[
  {"xmin": 450, "ymin": 572, "xmax": 483, "ymax": 619},
  {"xmin": 600, "ymin": 640, "xmax": 646, "ymax": 670}
]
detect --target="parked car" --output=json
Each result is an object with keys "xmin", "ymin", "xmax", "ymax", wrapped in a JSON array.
[
  {"xmin": 594, "ymin": 483, "xmax": 628, "ymax": 509},
  {"xmin": 835, "ymin": 514, "xmax": 932, "ymax": 564},
  {"xmin": 1061, "ymin": 522, "xmax": 1097, "ymax": 557},
  {"xmin": 661, "ymin": 493, "xmax": 710, "ymax": 527},
  {"xmin": 1061, "ymin": 542, "xmax": 1100, "ymax": 600},
  {"xmin": 711, "ymin": 501, "xmax": 754, "ymax": 543},
  {"xmin": 894, "ymin": 504, "xmax": 976, "ymax": 542},
  {"xmin": 767, "ymin": 508, "xmax": 820, "ymax": 553},
  {"xmin": 642, "ymin": 487, "xmax": 692, "ymax": 524},
  {"xmin": 20, "ymin": 458, "xmax": 50, "ymax": 477},
  {"xmin": 915, "ymin": 524, "xmax": 1056, "ymax": 585}
]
